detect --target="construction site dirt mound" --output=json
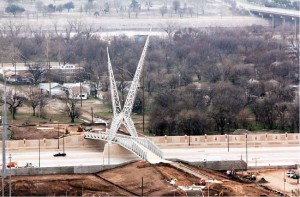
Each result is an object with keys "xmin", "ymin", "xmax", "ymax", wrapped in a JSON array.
[
  {"xmin": 10, "ymin": 126, "xmax": 59, "ymax": 140},
  {"xmin": 258, "ymin": 177, "xmax": 269, "ymax": 183},
  {"xmin": 1, "ymin": 162, "xmax": 279, "ymax": 196}
]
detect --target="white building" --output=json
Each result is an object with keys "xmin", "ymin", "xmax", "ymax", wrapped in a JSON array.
[{"xmin": 38, "ymin": 82, "xmax": 90, "ymax": 99}]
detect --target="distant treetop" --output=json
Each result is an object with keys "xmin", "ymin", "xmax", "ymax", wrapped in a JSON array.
[{"xmin": 5, "ymin": 4, "xmax": 25, "ymax": 16}]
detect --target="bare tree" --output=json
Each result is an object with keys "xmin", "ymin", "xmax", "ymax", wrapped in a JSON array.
[
  {"xmin": 35, "ymin": 1, "xmax": 44, "ymax": 13},
  {"xmin": 128, "ymin": 0, "xmax": 141, "ymax": 18},
  {"xmin": 275, "ymin": 102, "xmax": 288, "ymax": 130},
  {"xmin": 251, "ymin": 96, "xmax": 277, "ymax": 130},
  {"xmin": 159, "ymin": 6, "xmax": 168, "ymax": 17},
  {"xmin": 5, "ymin": 20, "xmax": 23, "ymax": 38},
  {"xmin": 6, "ymin": 91, "xmax": 24, "ymax": 120},
  {"xmin": 161, "ymin": 21, "xmax": 179, "ymax": 43},
  {"xmin": 172, "ymin": 0, "xmax": 180, "ymax": 14},
  {"xmin": 67, "ymin": 19, "xmax": 83, "ymax": 35},
  {"xmin": 26, "ymin": 63, "xmax": 47, "ymax": 85},
  {"xmin": 198, "ymin": 0, "xmax": 207, "ymax": 15},
  {"xmin": 63, "ymin": 90, "xmax": 81, "ymax": 123},
  {"xmin": 288, "ymin": 33, "xmax": 299, "ymax": 62},
  {"xmin": 81, "ymin": 23, "xmax": 101, "ymax": 40},
  {"xmin": 209, "ymin": 82, "xmax": 246, "ymax": 134},
  {"xmin": 288, "ymin": 99, "xmax": 299, "ymax": 133},
  {"xmin": 25, "ymin": 86, "xmax": 43, "ymax": 116}
]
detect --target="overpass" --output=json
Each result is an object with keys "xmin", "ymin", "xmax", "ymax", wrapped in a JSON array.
[
  {"xmin": 84, "ymin": 132, "xmax": 164, "ymax": 163},
  {"xmin": 237, "ymin": 1, "xmax": 299, "ymax": 28}
]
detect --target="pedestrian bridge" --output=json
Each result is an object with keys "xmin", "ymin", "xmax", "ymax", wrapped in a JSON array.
[{"xmin": 84, "ymin": 132, "xmax": 165, "ymax": 163}]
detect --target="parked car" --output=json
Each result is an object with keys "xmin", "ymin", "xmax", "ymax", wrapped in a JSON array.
[
  {"xmin": 286, "ymin": 171, "xmax": 295, "ymax": 177},
  {"xmin": 290, "ymin": 174, "xmax": 299, "ymax": 179},
  {"xmin": 53, "ymin": 152, "xmax": 66, "ymax": 157}
]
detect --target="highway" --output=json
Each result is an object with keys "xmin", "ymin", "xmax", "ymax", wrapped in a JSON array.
[
  {"xmin": 4, "ymin": 149, "xmax": 137, "ymax": 168},
  {"xmin": 237, "ymin": 1, "xmax": 300, "ymax": 18},
  {"xmin": 163, "ymin": 146, "xmax": 300, "ymax": 167},
  {"xmin": 3, "ymin": 146, "xmax": 299, "ymax": 168}
]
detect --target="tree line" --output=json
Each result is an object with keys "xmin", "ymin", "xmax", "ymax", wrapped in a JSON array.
[
  {"xmin": 0, "ymin": 24, "xmax": 298, "ymax": 134},
  {"xmin": 3, "ymin": 0, "xmax": 212, "ymax": 18}
]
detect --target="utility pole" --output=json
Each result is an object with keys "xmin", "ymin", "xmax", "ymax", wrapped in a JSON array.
[
  {"xmin": 91, "ymin": 107, "xmax": 94, "ymax": 124},
  {"xmin": 245, "ymin": 133, "xmax": 248, "ymax": 165},
  {"xmin": 284, "ymin": 171, "xmax": 286, "ymax": 196},
  {"xmin": 9, "ymin": 154, "xmax": 11, "ymax": 197},
  {"xmin": 38, "ymin": 89, "xmax": 42, "ymax": 126},
  {"xmin": 57, "ymin": 122, "xmax": 60, "ymax": 149},
  {"xmin": 141, "ymin": 176, "xmax": 144, "ymax": 197},
  {"xmin": 39, "ymin": 139, "xmax": 41, "ymax": 168},
  {"xmin": 58, "ymin": 40, "xmax": 61, "ymax": 65},
  {"xmin": 62, "ymin": 134, "xmax": 65, "ymax": 153},
  {"xmin": 108, "ymin": 143, "xmax": 110, "ymax": 165},
  {"xmin": 227, "ymin": 122, "xmax": 230, "ymax": 152},
  {"xmin": 2, "ymin": 79, "xmax": 8, "ymax": 197},
  {"xmin": 46, "ymin": 32, "xmax": 51, "ymax": 98},
  {"xmin": 80, "ymin": 81, "xmax": 82, "ymax": 107},
  {"xmin": 189, "ymin": 116, "xmax": 191, "ymax": 146},
  {"xmin": 12, "ymin": 44, "xmax": 16, "ymax": 133},
  {"xmin": 12, "ymin": 44, "xmax": 16, "ymax": 95},
  {"xmin": 207, "ymin": 178, "xmax": 210, "ymax": 197}
]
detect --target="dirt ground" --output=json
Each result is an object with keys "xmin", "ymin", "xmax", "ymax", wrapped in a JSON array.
[
  {"xmin": 1, "ymin": 162, "xmax": 281, "ymax": 196},
  {"xmin": 6, "ymin": 122, "xmax": 107, "ymax": 140},
  {"xmin": 255, "ymin": 169, "xmax": 300, "ymax": 196}
]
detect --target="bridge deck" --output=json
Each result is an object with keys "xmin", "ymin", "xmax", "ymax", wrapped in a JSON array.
[
  {"xmin": 237, "ymin": 1, "xmax": 300, "ymax": 18},
  {"xmin": 84, "ymin": 132, "xmax": 165, "ymax": 163}
]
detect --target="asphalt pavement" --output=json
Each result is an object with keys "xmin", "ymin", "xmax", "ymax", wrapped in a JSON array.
[{"xmin": 2, "ymin": 146, "xmax": 299, "ymax": 168}]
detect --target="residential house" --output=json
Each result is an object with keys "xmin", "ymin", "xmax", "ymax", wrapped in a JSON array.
[
  {"xmin": 69, "ymin": 86, "xmax": 89, "ymax": 100},
  {"xmin": 38, "ymin": 83, "xmax": 66, "ymax": 97}
]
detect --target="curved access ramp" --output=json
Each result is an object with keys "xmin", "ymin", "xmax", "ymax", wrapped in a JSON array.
[{"xmin": 84, "ymin": 132, "xmax": 164, "ymax": 163}]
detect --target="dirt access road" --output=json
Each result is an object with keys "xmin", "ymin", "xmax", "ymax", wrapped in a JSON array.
[
  {"xmin": 2, "ymin": 162, "xmax": 278, "ymax": 196},
  {"xmin": 256, "ymin": 169, "xmax": 300, "ymax": 196}
]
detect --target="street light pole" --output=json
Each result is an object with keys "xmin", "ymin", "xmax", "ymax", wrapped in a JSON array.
[
  {"xmin": 80, "ymin": 81, "xmax": 82, "ymax": 107},
  {"xmin": 91, "ymin": 107, "xmax": 94, "ymax": 124},
  {"xmin": 228, "ymin": 136, "xmax": 229, "ymax": 152},
  {"xmin": 9, "ymin": 154, "xmax": 11, "ymax": 197},
  {"xmin": 108, "ymin": 143, "xmax": 110, "ymax": 165},
  {"xmin": 245, "ymin": 133, "xmax": 248, "ymax": 165},
  {"xmin": 62, "ymin": 134, "xmax": 65, "ymax": 154},
  {"xmin": 189, "ymin": 116, "xmax": 191, "ymax": 146},
  {"xmin": 141, "ymin": 176, "xmax": 144, "ymax": 197},
  {"xmin": 39, "ymin": 139, "xmax": 41, "ymax": 168},
  {"xmin": 57, "ymin": 122, "xmax": 60, "ymax": 149},
  {"xmin": 227, "ymin": 123, "xmax": 230, "ymax": 152},
  {"xmin": 2, "ymin": 79, "xmax": 8, "ymax": 197},
  {"xmin": 284, "ymin": 171, "xmax": 286, "ymax": 196},
  {"xmin": 38, "ymin": 89, "xmax": 42, "ymax": 126}
]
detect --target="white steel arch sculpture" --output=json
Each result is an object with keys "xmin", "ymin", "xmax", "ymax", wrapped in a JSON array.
[{"xmin": 107, "ymin": 35, "xmax": 150, "ymax": 141}]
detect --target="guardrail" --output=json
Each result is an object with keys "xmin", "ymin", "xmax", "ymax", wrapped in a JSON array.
[
  {"xmin": 133, "ymin": 137, "xmax": 164, "ymax": 159},
  {"xmin": 114, "ymin": 133, "xmax": 163, "ymax": 159},
  {"xmin": 114, "ymin": 137, "xmax": 147, "ymax": 160}
]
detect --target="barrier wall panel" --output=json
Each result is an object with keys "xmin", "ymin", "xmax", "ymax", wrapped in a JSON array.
[{"xmin": 1, "ymin": 133, "xmax": 299, "ymax": 150}]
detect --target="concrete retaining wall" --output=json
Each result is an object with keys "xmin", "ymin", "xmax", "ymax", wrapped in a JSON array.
[
  {"xmin": 247, "ymin": 165, "xmax": 297, "ymax": 170},
  {"xmin": 170, "ymin": 159, "xmax": 247, "ymax": 171},
  {"xmin": 148, "ymin": 133, "xmax": 300, "ymax": 148},
  {"xmin": 192, "ymin": 160, "xmax": 248, "ymax": 171},
  {"xmin": 9, "ymin": 160, "xmax": 135, "ymax": 176},
  {"xmin": 1, "ymin": 133, "xmax": 299, "ymax": 151},
  {"xmin": 1, "ymin": 134, "xmax": 106, "ymax": 151}
]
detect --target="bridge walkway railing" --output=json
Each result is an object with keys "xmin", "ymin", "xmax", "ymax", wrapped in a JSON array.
[{"xmin": 84, "ymin": 132, "xmax": 162, "ymax": 161}]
